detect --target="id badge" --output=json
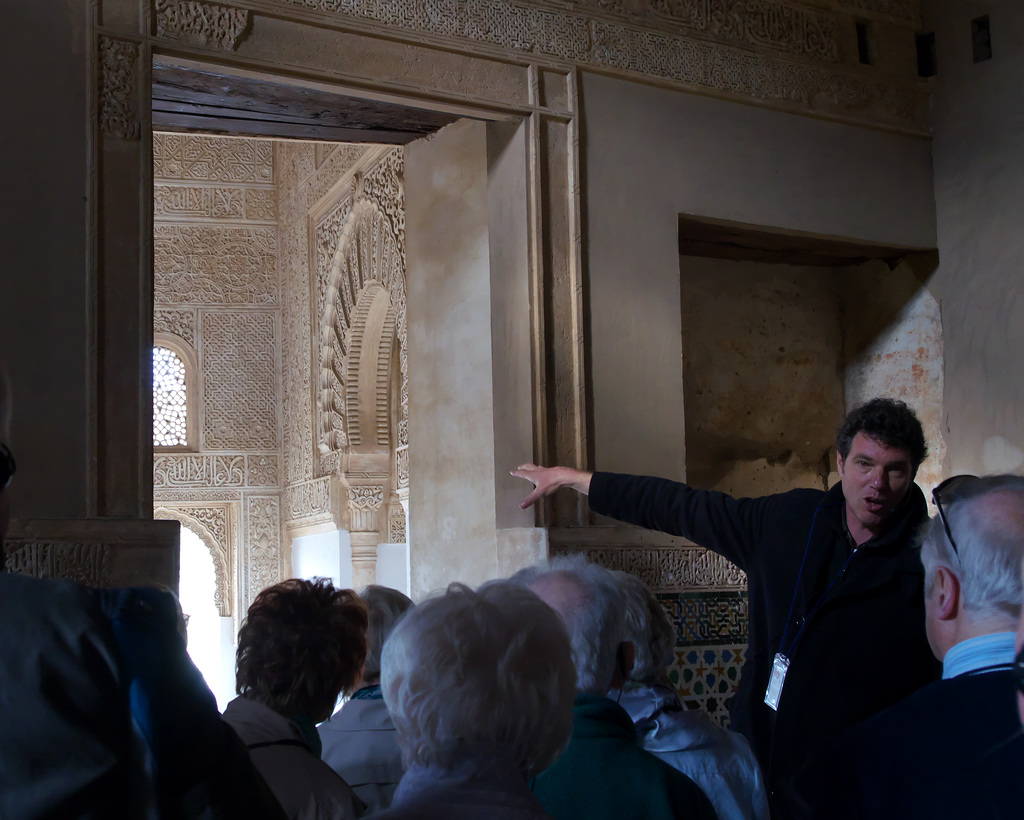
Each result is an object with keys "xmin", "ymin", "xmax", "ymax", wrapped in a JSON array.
[{"xmin": 764, "ymin": 652, "xmax": 790, "ymax": 711}]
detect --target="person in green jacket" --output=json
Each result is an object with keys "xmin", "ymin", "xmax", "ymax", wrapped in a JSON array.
[{"xmin": 517, "ymin": 554, "xmax": 718, "ymax": 820}]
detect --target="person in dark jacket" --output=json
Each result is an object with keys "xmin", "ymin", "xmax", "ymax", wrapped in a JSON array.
[
  {"xmin": 222, "ymin": 578, "xmax": 369, "ymax": 820},
  {"xmin": 519, "ymin": 555, "xmax": 717, "ymax": 820},
  {"xmin": 320, "ymin": 584, "xmax": 414, "ymax": 813},
  {"xmin": 0, "ymin": 360, "xmax": 288, "ymax": 820},
  {"xmin": 512, "ymin": 398, "xmax": 942, "ymax": 820},
  {"xmin": 814, "ymin": 474, "xmax": 1024, "ymax": 820}
]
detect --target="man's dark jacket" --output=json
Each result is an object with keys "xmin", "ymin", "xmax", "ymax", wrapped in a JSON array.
[
  {"xmin": 531, "ymin": 693, "xmax": 717, "ymax": 820},
  {"xmin": 814, "ymin": 668, "xmax": 1024, "ymax": 819},
  {"xmin": 588, "ymin": 473, "xmax": 941, "ymax": 820}
]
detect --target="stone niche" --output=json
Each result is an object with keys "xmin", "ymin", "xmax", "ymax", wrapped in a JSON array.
[{"xmin": 679, "ymin": 220, "xmax": 944, "ymax": 498}]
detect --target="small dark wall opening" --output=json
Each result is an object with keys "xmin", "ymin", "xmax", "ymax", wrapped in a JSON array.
[
  {"xmin": 971, "ymin": 16, "xmax": 993, "ymax": 64},
  {"xmin": 855, "ymin": 21, "xmax": 873, "ymax": 65},
  {"xmin": 916, "ymin": 32, "xmax": 937, "ymax": 78}
]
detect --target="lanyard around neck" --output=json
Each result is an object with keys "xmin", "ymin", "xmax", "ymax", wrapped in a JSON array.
[{"xmin": 777, "ymin": 501, "xmax": 848, "ymax": 659}]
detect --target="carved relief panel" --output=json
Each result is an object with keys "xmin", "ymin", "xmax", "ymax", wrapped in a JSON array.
[
  {"xmin": 154, "ymin": 132, "xmax": 284, "ymax": 624},
  {"xmin": 316, "ymin": 150, "xmax": 408, "ymax": 480}
]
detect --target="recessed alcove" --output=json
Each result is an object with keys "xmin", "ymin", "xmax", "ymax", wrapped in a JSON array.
[{"xmin": 679, "ymin": 215, "xmax": 943, "ymax": 498}]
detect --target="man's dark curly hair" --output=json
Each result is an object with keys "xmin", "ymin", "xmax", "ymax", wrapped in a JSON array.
[
  {"xmin": 836, "ymin": 398, "xmax": 928, "ymax": 476},
  {"xmin": 235, "ymin": 578, "xmax": 368, "ymax": 721}
]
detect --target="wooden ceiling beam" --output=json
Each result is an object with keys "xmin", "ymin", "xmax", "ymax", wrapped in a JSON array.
[{"xmin": 152, "ymin": 61, "xmax": 459, "ymax": 143}]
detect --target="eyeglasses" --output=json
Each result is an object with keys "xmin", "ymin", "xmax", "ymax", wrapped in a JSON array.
[
  {"xmin": 931, "ymin": 474, "xmax": 979, "ymax": 559},
  {"xmin": 0, "ymin": 443, "xmax": 15, "ymax": 491}
]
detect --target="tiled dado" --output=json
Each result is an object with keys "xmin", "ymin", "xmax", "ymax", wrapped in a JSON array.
[
  {"xmin": 659, "ymin": 590, "xmax": 749, "ymax": 727},
  {"xmin": 668, "ymin": 644, "xmax": 747, "ymax": 728}
]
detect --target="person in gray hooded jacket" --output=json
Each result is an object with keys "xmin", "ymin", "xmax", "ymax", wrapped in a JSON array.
[{"xmin": 611, "ymin": 571, "xmax": 768, "ymax": 820}]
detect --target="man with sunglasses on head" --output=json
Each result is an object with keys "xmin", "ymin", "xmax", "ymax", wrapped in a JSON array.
[
  {"xmin": 513, "ymin": 398, "xmax": 942, "ymax": 820},
  {"xmin": 815, "ymin": 474, "xmax": 1024, "ymax": 819}
]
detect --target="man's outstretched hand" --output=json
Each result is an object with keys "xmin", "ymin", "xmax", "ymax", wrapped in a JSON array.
[{"xmin": 511, "ymin": 463, "xmax": 594, "ymax": 509}]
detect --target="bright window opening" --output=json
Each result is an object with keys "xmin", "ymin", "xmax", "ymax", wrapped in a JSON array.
[
  {"xmin": 154, "ymin": 346, "xmax": 188, "ymax": 447},
  {"xmin": 179, "ymin": 526, "xmax": 231, "ymax": 711}
]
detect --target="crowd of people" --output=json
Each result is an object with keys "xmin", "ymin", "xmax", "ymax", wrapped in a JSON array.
[{"xmin": 1, "ymin": 359, "xmax": 1023, "ymax": 819}]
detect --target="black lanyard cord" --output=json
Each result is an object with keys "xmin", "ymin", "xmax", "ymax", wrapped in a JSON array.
[{"xmin": 777, "ymin": 501, "xmax": 847, "ymax": 659}]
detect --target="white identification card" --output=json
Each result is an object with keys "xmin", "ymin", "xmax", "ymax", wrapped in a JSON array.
[{"xmin": 764, "ymin": 652, "xmax": 790, "ymax": 711}]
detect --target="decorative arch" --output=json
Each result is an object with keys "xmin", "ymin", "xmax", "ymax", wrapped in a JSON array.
[
  {"xmin": 154, "ymin": 506, "xmax": 231, "ymax": 617},
  {"xmin": 346, "ymin": 283, "xmax": 397, "ymax": 448},
  {"xmin": 318, "ymin": 194, "xmax": 408, "ymax": 472}
]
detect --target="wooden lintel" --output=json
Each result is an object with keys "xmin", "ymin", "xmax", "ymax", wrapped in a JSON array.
[
  {"xmin": 678, "ymin": 214, "xmax": 932, "ymax": 266},
  {"xmin": 152, "ymin": 111, "xmax": 420, "ymax": 144}
]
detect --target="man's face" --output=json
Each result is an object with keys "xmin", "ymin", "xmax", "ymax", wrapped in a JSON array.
[{"xmin": 836, "ymin": 432, "xmax": 914, "ymax": 544}]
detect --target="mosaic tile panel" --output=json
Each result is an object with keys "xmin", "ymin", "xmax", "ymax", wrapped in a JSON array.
[
  {"xmin": 668, "ymin": 644, "xmax": 747, "ymax": 728},
  {"xmin": 659, "ymin": 589, "xmax": 750, "ymax": 727},
  {"xmin": 661, "ymin": 589, "xmax": 748, "ymax": 646}
]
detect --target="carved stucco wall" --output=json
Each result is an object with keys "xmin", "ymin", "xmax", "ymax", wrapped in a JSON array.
[
  {"xmin": 153, "ymin": 133, "xmax": 284, "ymax": 615},
  {"xmin": 277, "ymin": 142, "xmax": 408, "ymax": 550},
  {"xmin": 250, "ymin": 0, "xmax": 927, "ymax": 133},
  {"xmin": 103, "ymin": 0, "xmax": 926, "ymax": 135}
]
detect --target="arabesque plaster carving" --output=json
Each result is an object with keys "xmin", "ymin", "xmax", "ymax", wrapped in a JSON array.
[{"xmin": 153, "ymin": 133, "xmax": 284, "ymax": 618}]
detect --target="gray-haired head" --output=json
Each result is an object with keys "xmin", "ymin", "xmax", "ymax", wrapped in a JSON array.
[
  {"xmin": 921, "ymin": 474, "xmax": 1024, "ymax": 623},
  {"xmin": 381, "ymin": 581, "xmax": 575, "ymax": 777},
  {"xmin": 613, "ymin": 571, "xmax": 675, "ymax": 686},
  {"xmin": 359, "ymin": 584, "xmax": 414, "ymax": 685},
  {"xmin": 513, "ymin": 553, "xmax": 626, "ymax": 695}
]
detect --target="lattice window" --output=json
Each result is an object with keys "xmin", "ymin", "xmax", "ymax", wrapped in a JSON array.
[{"xmin": 154, "ymin": 344, "xmax": 192, "ymax": 448}]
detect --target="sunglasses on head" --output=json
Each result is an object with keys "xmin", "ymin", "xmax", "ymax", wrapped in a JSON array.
[
  {"xmin": 0, "ymin": 443, "xmax": 14, "ymax": 491},
  {"xmin": 931, "ymin": 474, "xmax": 979, "ymax": 559}
]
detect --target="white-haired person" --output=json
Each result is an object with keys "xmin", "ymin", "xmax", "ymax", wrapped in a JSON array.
[
  {"xmin": 320, "ymin": 585, "xmax": 415, "ymax": 812},
  {"xmin": 612, "ymin": 571, "xmax": 768, "ymax": 820},
  {"xmin": 372, "ymin": 581, "xmax": 576, "ymax": 819},
  {"xmin": 815, "ymin": 474, "xmax": 1024, "ymax": 819},
  {"xmin": 519, "ymin": 555, "xmax": 717, "ymax": 820}
]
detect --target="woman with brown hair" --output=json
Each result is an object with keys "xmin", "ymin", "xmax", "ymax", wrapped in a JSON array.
[{"xmin": 222, "ymin": 578, "xmax": 368, "ymax": 819}]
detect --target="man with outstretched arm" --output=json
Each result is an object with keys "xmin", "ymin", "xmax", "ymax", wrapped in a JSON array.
[{"xmin": 512, "ymin": 398, "xmax": 942, "ymax": 820}]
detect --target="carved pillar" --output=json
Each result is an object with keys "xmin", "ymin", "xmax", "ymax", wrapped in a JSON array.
[
  {"xmin": 346, "ymin": 481, "xmax": 385, "ymax": 589},
  {"xmin": 530, "ymin": 72, "xmax": 589, "ymax": 528},
  {"xmin": 93, "ymin": 32, "xmax": 153, "ymax": 518}
]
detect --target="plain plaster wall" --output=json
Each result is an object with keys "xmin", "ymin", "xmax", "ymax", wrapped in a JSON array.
[
  {"xmin": 375, "ymin": 542, "xmax": 411, "ymax": 597},
  {"xmin": 291, "ymin": 529, "xmax": 353, "ymax": 589},
  {"xmin": 582, "ymin": 72, "xmax": 937, "ymax": 481},
  {"xmin": 0, "ymin": 1, "xmax": 90, "ymax": 519},
  {"xmin": 487, "ymin": 120, "xmax": 535, "ymax": 531},
  {"xmin": 925, "ymin": 0, "xmax": 1024, "ymax": 476},
  {"xmin": 406, "ymin": 120, "xmax": 499, "ymax": 597},
  {"xmin": 405, "ymin": 118, "xmax": 546, "ymax": 597},
  {"xmin": 842, "ymin": 259, "xmax": 945, "ymax": 490}
]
